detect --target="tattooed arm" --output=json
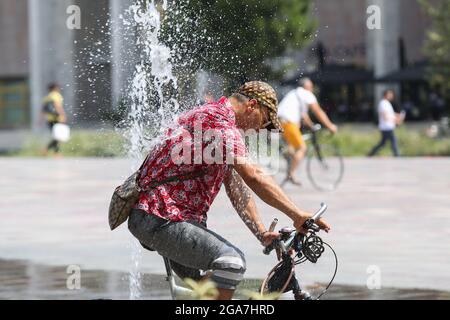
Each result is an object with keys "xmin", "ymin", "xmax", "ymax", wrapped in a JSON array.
[
  {"xmin": 232, "ymin": 158, "xmax": 331, "ymax": 233},
  {"xmin": 224, "ymin": 168, "xmax": 278, "ymax": 246}
]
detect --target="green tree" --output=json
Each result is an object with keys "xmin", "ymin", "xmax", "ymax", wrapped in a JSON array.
[
  {"xmin": 420, "ymin": 0, "xmax": 450, "ymax": 97},
  {"xmin": 162, "ymin": 0, "xmax": 315, "ymax": 88}
]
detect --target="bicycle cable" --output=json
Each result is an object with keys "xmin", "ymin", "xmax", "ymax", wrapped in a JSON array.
[
  {"xmin": 293, "ymin": 239, "xmax": 339, "ymax": 300},
  {"xmin": 315, "ymin": 242, "xmax": 339, "ymax": 300}
]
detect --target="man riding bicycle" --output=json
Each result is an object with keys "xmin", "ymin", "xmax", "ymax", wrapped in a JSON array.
[
  {"xmin": 128, "ymin": 81, "xmax": 331, "ymax": 300},
  {"xmin": 278, "ymin": 78, "xmax": 338, "ymax": 186}
]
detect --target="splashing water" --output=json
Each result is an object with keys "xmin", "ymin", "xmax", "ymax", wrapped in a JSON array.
[
  {"xmin": 125, "ymin": 0, "xmax": 179, "ymax": 159},
  {"xmin": 128, "ymin": 239, "xmax": 143, "ymax": 300},
  {"xmin": 115, "ymin": 0, "xmax": 280, "ymax": 300},
  {"xmin": 120, "ymin": 0, "xmax": 180, "ymax": 300}
]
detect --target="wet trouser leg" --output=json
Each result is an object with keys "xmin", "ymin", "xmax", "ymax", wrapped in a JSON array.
[{"xmin": 128, "ymin": 209, "xmax": 246, "ymax": 290}]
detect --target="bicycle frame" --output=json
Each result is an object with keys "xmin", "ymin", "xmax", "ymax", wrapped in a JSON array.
[
  {"xmin": 260, "ymin": 237, "xmax": 312, "ymax": 300},
  {"xmin": 163, "ymin": 204, "xmax": 331, "ymax": 300},
  {"xmin": 261, "ymin": 203, "xmax": 333, "ymax": 300},
  {"xmin": 163, "ymin": 257, "xmax": 193, "ymax": 300},
  {"xmin": 163, "ymin": 248, "xmax": 312, "ymax": 301}
]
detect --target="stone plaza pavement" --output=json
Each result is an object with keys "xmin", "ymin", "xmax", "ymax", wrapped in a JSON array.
[{"xmin": 1, "ymin": 157, "xmax": 449, "ymax": 294}]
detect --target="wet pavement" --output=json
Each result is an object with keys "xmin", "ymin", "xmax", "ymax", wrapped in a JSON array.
[
  {"xmin": 1, "ymin": 157, "xmax": 450, "ymax": 299},
  {"xmin": 2, "ymin": 259, "xmax": 450, "ymax": 300},
  {"xmin": 0, "ymin": 259, "xmax": 169, "ymax": 300}
]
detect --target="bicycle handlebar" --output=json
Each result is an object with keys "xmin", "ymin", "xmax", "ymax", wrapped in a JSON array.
[
  {"xmin": 311, "ymin": 124, "xmax": 322, "ymax": 132},
  {"xmin": 310, "ymin": 124, "xmax": 337, "ymax": 138},
  {"xmin": 304, "ymin": 203, "xmax": 327, "ymax": 230},
  {"xmin": 263, "ymin": 203, "xmax": 328, "ymax": 255},
  {"xmin": 268, "ymin": 218, "xmax": 278, "ymax": 233}
]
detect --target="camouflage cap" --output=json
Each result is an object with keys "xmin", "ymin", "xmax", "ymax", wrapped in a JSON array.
[{"xmin": 236, "ymin": 81, "xmax": 283, "ymax": 132}]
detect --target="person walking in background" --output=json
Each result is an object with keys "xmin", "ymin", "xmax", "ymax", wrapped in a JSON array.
[
  {"xmin": 368, "ymin": 89, "xmax": 405, "ymax": 157},
  {"xmin": 277, "ymin": 77, "xmax": 338, "ymax": 186},
  {"xmin": 41, "ymin": 83, "xmax": 66, "ymax": 156},
  {"xmin": 429, "ymin": 90, "xmax": 445, "ymax": 123}
]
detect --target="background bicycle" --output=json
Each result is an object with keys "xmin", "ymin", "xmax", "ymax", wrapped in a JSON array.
[{"xmin": 280, "ymin": 125, "xmax": 345, "ymax": 192}]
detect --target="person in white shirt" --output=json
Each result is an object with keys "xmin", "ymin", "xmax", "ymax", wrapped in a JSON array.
[
  {"xmin": 368, "ymin": 90, "xmax": 404, "ymax": 157},
  {"xmin": 278, "ymin": 78, "xmax": 338, "ymax": 186}
]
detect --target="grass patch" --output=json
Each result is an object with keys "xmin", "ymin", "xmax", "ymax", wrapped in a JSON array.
[
  {"xmin": 4, "ymin": 125, "xmax": 450, "ymax": 158},
  {"xmin": 333, "ymin": 126, "xmax": 450, "ymax": 157},
  {"xmin": 9, "ymin": 130, "xmax": 127, "ymax": 158}
]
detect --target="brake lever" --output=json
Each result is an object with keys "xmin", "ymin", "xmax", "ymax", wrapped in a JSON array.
[
  {"xmin": 310, "ymin": 224, "xmax": 320, "ymax": 233},
  {"xmin": 303, "ymin": 220, "xmax": 321, "ymax": 234},
  {"xmin": 302, "ymin": 218, "xmax": 315, "ymax": 230}
]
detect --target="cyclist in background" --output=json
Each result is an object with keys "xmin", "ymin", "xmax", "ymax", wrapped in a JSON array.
[
  {"xmin": 278, "ymin": 78, "xmax": 338, "ymax": 186},
  {"xmin": 41, "ymin": 83, "xmax": 66, "ymax": 156}
]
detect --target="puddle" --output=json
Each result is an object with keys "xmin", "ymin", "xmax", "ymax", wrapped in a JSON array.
[{"xmin": 1, "ymin": 259, "xmax": 449, "ymax": 300}]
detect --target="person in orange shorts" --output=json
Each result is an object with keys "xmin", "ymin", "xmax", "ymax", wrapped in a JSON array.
[{"xmin": 278, "ymin": 78, "xmax": 338, "ymax": 186}]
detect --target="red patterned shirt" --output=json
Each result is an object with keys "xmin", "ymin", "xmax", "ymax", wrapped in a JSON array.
[{"xmin": 134, "ymin": 97, "xmax": 247, "ymax": 224}]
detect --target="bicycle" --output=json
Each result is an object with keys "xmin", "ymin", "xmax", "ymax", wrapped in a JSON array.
[
  {"xmin": 260, "ymin": 203, "xmax": 338, "ymax": 300},
  {"xmin": 162, "ymin": 203, "xmax": 338, "ymax": 300},
  {"xmin": 281, "ymin": 124, "xmax": 344, "ymax": 192},
  {"xmin": 163, "ymin": 257, "xmax": 194, "ymax": 300}
]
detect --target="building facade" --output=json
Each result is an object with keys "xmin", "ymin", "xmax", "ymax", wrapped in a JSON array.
[
  {"xmin": 0, "ymin": 0, "xmax": 134, "ymax": 131},
  {"xmin": 0, "ymin": 0, "xmax": 30, "ymax": 129},
  {"xmin": 0, "ymin": 0, "xmax": 435, "ymax": 131},
  {"xmin": 283, "ymin": 0, "xmax": 434, "ymax": 121}
]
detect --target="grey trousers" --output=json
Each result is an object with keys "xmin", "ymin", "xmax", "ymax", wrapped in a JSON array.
[
  {"xmin": 369, "ymin": 130, "xmax": 400, "ymax": 157},
  {"xmin": 128, "ymin": 209, "xmax": 246, "ymax": 290}
]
